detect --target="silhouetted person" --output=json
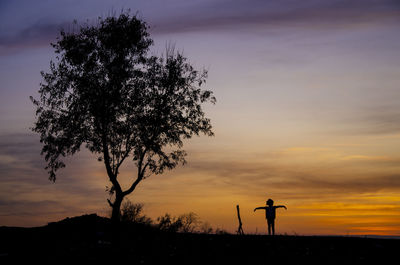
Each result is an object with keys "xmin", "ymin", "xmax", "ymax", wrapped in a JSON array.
[{"xmin": 254, "ymin": 199, "xmax": 287, "ymax": 235}]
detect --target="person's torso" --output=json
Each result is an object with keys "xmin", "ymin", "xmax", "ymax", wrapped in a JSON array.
[{"xmin": 265, "ymin": 206, "xmax": 276, "ymax": 219}]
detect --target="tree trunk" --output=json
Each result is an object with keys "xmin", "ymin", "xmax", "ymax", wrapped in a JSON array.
[
  {"xmin": 110, "ymin": 193, "xmax": 124, "ymax": 244},
  {"xmin": 111, "ymin": 193, "xmax": 124, "ymax": 225}
]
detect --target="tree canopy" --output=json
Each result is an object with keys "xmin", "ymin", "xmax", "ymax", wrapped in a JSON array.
[{"xmin": 31, "ymin": 13, "xmax": 215, "ymax": 222}]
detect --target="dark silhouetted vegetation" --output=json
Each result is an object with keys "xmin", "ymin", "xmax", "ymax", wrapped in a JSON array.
[
  {"xmin": 120, "ymin": 200, "xmax": 152, "ymax": 225},
  {"xmin": 1, "ymin": 213, "xmax": 399, "ymax": 265},
  {"xmin": 117, "ymin": 200, "xmax": 204, "ymax": 234},
  {"xmin": 156, "ymin": 212, "xmax": 199, "ymax": 233}
]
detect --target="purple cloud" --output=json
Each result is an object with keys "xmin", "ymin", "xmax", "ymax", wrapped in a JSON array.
[
  {"xmin": 1, "ymin": 0, "xmax": 399, "ymax": 54},
  {"xmin": 150, "ymin": 0, "xmax": 400, "ymax": 33}
]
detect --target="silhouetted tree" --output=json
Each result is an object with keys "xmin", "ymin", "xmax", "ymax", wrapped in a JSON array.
[{"xmin": 31, "ymin": 13, "xmax": 215, "ymax": 224}]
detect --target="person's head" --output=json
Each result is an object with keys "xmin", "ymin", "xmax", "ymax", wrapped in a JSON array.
[{"xmin": 266, "ymin": 199, "xmax": 274, "ymax": 206}]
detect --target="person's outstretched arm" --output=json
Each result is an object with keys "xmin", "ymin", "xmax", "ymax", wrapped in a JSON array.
[
  {"xmin": 254, "ymin": 206, "xmax": 266, "ymax": 212},
  {"xmin": 276, "ymin": 205, "xmax": 287, "ymax": 210}
]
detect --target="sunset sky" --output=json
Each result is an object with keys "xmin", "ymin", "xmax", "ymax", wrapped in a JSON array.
[{"xmin": 1, "ymin": 0, "xmax": 400, "ymax": 236}]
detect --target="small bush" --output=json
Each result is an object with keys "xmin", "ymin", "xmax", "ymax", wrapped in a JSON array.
[
  {"xmin": 157, "ymin": 213, "xmax": 183, "ymax": 232},
  {"xmin": 215, "ymin": 228, "xmax": 229, "ymax": 235},
  {"xmin": 120, "ymin": 199, "xmax": 152, "ymax": 225},
  {"xmin": 179, "ymin": 212, "xmax": 199, "ymax": 233},
  {"xmin": 199, "ymin": 221, "xmax": 213, "ymax": 234},
  {"xmin": 156, "ymin": 212, "xmax": 200, "ymax": 233}
]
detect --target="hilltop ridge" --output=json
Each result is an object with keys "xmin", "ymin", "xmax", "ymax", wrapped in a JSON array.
[{"xmin": 1, "ymin": 214, "xmax": 399, "ymax": 264}]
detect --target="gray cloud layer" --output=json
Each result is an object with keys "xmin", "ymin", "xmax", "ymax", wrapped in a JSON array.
[
  {"xmin": 0, "ymin": 133, "xmax": 108, "ymax": 225},
  {"xmin": 151, "ymin": 0, "xmax": 400, "ymax": 33},
  {"xmin": 181, "ymin": 151, "xmax": 400, "ymax": 198},
  {"xmin": 0, "ymin": 22, "xmax": 67, "ymax": 50},
  {"xmin": 1, "ymin": 0, "xmax": 399, "ymax": 54}
]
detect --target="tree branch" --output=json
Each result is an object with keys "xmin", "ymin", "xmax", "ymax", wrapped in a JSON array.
[
  {"xmin": 122, "ymin": 175, "xmax": 143, "ymax": 197},
  {"xmin": 141, "ymin": 160, "xmax": 150, "ymax": 177},
  {"xmin": 113, "ymin": 136, "xmax": 132, "ymax": 176},
  {"xmin": 102, "ymin": 132, "xmax": 122, "ymax": 195},
  {"xmin": 122, "ymin": 148, "xmax": 148, "ymax": 196},
  {"xmin": 114, "ymin": 149, "xmax": 130, "ymax": 176}
]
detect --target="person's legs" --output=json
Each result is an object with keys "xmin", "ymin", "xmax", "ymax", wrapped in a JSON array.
[
  {"xmin": 267, "ymin": 219, "xmax": 272, "ymax": 235},
  {"xmin": 271, "ymin": 220, "xmax": 275, "ymax": 235}
]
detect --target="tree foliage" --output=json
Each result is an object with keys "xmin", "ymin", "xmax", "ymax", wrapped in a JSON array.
[{"xmin": 31, "ymin": 13, "xmax": 215, "ymax": 222}]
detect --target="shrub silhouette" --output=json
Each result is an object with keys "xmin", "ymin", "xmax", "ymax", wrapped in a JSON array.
[
  {"xmin": 157, "ymin": 213, "xmax": 183, "ymax": 233},
  {"xmin": 199, "ymin": 221, "xmax": 213, "ymax": 234},
  {"xmin": 120, "ymin": 199, "xmax": 152, "ymax": 225},
  {"xmin": 156, "ymin": 212, "xmax": 200, "ymax": 233},
  {"xmin": 179, "ymin": 212, "xmax": 199, "ymax": 233}
]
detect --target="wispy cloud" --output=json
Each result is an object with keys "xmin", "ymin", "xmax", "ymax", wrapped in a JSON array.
[
  {"xmin": 151, "ymin": 0, "xmax": 400, "ymax": 34},
  {"xmin": 0, "ymin": 133, "xmax": 45, "ymax": 177},
  {"xmin": 0, "ymin": 133, "xmax": 109, "ymax": 226},
  {"xmin": 0, "ymin": 199, "xmax": 77, "ymax": 217},
  {"xmin": 168, "ymin": 148, "xmax": 400, "ymax": 199},
  {"xmin": 327, "ymin": 103, "xmax": 400, "ymax": 136},
  {"xmin": 1, "ymin": 0, "xmax": 399, "ymax": 54},
  {"xmin": 0, "ymin": 21, "xmax": 68, "ymax": 55},
  {"xmin": 356, "ymin": 106, "xmax": 400, "ymax": 135}
]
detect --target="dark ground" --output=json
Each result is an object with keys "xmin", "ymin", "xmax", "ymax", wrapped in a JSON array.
[{"xmin": 1, "ymin": 214, "xmax": 399, "ymax": 265}]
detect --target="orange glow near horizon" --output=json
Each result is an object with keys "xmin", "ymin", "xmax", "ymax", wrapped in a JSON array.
[
  {"xmin": 1, "ymin": 139, "xmax": 400, "ymax": 237},
  {"xmin": 107, "ymin": 140, "xmax": 400, "ymax": 236}
]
